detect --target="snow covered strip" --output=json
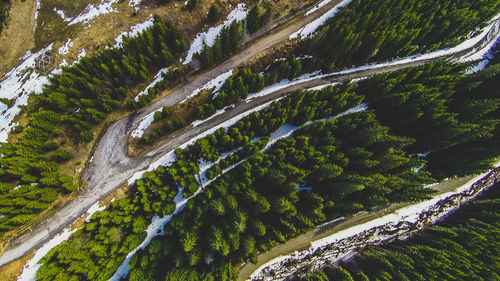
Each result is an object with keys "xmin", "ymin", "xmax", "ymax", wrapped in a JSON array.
[
  {"xmin": 133, "ymin": 67, "xmax": 169, "ymax": 102},
  {"xmin": 53, "ymin": 8, "xmax": 73, "ymax": 22},
  {"xmin": 305, "ymin": 0, "xmax": 337, "ymax": 16},
  {"xmin": 180, "ymin": 69, "xmax": 233, "ymax": 103},
  {"xmin": 183, "ymin": 3, "xmax": 248, "ymax": 64},
  {"xmin": 249, "ymin": 163, "xmax": 500, "ymax": 280},
  {"xmin": 290, "ymin": 0, "xmax": 353, "ymax": 39}
]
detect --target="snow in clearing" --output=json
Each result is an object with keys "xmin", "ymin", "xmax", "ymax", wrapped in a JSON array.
[
  {"xmin": 180, "ymin": 69, "xmax": 233, "ymax": 103},
  {"xmin": 264, "ymin": 124, "xmax": 299, "ymax": 150},
  {"xmin": 305, "ymin": 0, "xmax": 335, "ymax": 16},
  {"xmin": 249, "ymin": 165, "xmax": 497, "ymax": 280},
  {"xmin": 114, "ymin": 17, "xmax": 154, "ymax": 48},
  {"xmin": 53, "ymin": 7, "xmax": 73, "ymax": 22},
  {"xmin": 58, "ymin": 39, "xmax": 73, "ymax": 55},
  {"xmin": 85, "ymin": 202, "xmax": 106, "ymax": 223},
  {"xmin": 290, "ymin": 0, "xmax": 352, "ymax": 39},
  {"xmin": 68, "ymin": 0, "xmax": 119, "ymax": 26},
  {"xmin": 183, "ymin": 3, "xmax": 248, "ymax": 64},
  {"xmin": 17, "ymin": 228, "xmax": 76, "ymax": 281},
  {"xmin": 134, "ymin": 68, "xmax": 169, "ymax": 101},
  {"xmin": 130, "ymin": 108, "xmax": 162, "ymax": 138},
  {"xmin": 34, "ymin": 0, "xmax": 41, "ymax": 20},
  {"xmin": 0, "ymin": 44, "xmax": 53, "ymax": 142}
]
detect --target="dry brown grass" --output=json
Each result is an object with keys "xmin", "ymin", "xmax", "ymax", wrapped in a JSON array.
[
  {"xmin": 0, "ymin": 0, "xmax": 36, "ymax": 76},
  {"xmin": 0, "ymin": 252, "xmax": 33, "ymax": 281}
]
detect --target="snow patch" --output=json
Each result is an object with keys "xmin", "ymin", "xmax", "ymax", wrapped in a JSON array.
[
  {"xmin": 130, "ymin": 108, "xmax": 161, "ymax": 138},
  {"xmin": 53, "ymin": 7, "xmax": 73, "ymax": 22},
  {"xmin": 180, "ymin": 69, "xmax": 233, "ymax": 103},
  {"xmin": 128, "ymin": 151, "xmax": 177, "ymax": 185},
  {"xmin": 134, "ymin": 67, "xmax": 169, "ymax": 102},
  {"xmin": 183, "ymin": 3, "xmax": 248, "ymax": 64},
  {"xmin": 129, "ymin": 0, "xmax": 142, "ymax": 7},
  {"xmin": 0, "ymin": 44, "xmax": 53, "ymax": 142},
  {"xmin": 464, "ymin": 36, "xmax": 500, "ymax": 73},
  {"xmin": 305, "ymin": 0, "xmax": 335, "ymax": 16},
  {"xmin": 245, "ymin": 71, "xmax": 322, "ymax": 100},
  {"xmin": 68, "ymin": 0, "xmax": 119, "ymax": 26},
  {"xmin": 290, "ymin": 0, "xmax": 352, "ymax": 39},
  {"xmin": 17, "ymin": 228, "xmax": 76, "ymax": 281},
  {"xmin": 85, "ymin": 202, "xmax": 106, "ymax": 223},
  {"xmin": 58, "ymin": 39, "xmax": 73, "ymax": 55},
  {"xmin": 114, "ymin": 17, "xmax": 154, "ymax": 48}
]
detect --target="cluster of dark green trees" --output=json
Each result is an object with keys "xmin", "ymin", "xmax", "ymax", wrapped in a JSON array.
[
  {"xmin": 246, "ymin": 5, "xmax": 273, "ymax": 34},
  {"xmin": 296, "ymin": 184, "xmax": 500, "ymax": 281},
  {"xmin": 0, "ymin": 16, "xmax": 187, "ymax": 238},
  {"xmin": 141, "ymin": 106, "xmax": 186, "ymax": 145},
  {"xmin": 127, "ymin": 68, "xmax": 183, "ymax": 109},
  {"xmin": 36, "ymin": 78, "xmax": 436, "ymax": 280},
  {"xmin": 314, "ymin": 0, "xmax": 500, "ymax": 69},
  {"xmin": 211, "ymin": 57, "xmax": 320, "ymax": 111},
  {"xmin": 127, "ymin": 107, "xmax": 434, "ymax": 280},
  {"xmin": 0, "ymin": 110, "xmax": 77, "ymax": 236},
  {"xmin": 194, "ymin": 21, "xmax": 244, "ymax": 69},
  {"xmin": 356, "ymin": 61, "xmax": 500, "ymax": 179},
  {"xmin": 37, "ymin": 15, "xmax": 187, "ymax": 141}
]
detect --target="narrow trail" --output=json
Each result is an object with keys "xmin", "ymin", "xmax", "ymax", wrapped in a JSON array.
[{"xmin": 0, "ymin": 1, "xmax": 499, "ymax": 269}]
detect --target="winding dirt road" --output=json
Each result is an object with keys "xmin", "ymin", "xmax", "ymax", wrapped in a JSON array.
[{"xmin": 0, "ymin": 1, "xmax": 499, "ymax": 268}]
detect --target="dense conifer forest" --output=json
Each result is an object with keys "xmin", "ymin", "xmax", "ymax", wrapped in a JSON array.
[
  {"xmin": 34, "ymin": 56, "xmax": 499, "ymax": 280},
  {"xmin": 1, "ymin": 0, "xmax": 499, "ymax": 279},
  {"xmin": 314, "ymin": 0, "xmax": 500, "ymax": 68},
  {"xmin": 294, "ymin": 184, "xmax": 500, "ymax": 281}
]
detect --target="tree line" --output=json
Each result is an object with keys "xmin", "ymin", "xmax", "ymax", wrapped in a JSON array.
[
  {"xmin": 295, "ymin": 184, "xmax": 500, "ymax": 281},
  {"xmin": 314, "ymin": 0, "xmax": 500, "ymax": 69},
  {"xmin": 356, "ymin": 61, "xmax": 500, "ymax": 179}
]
